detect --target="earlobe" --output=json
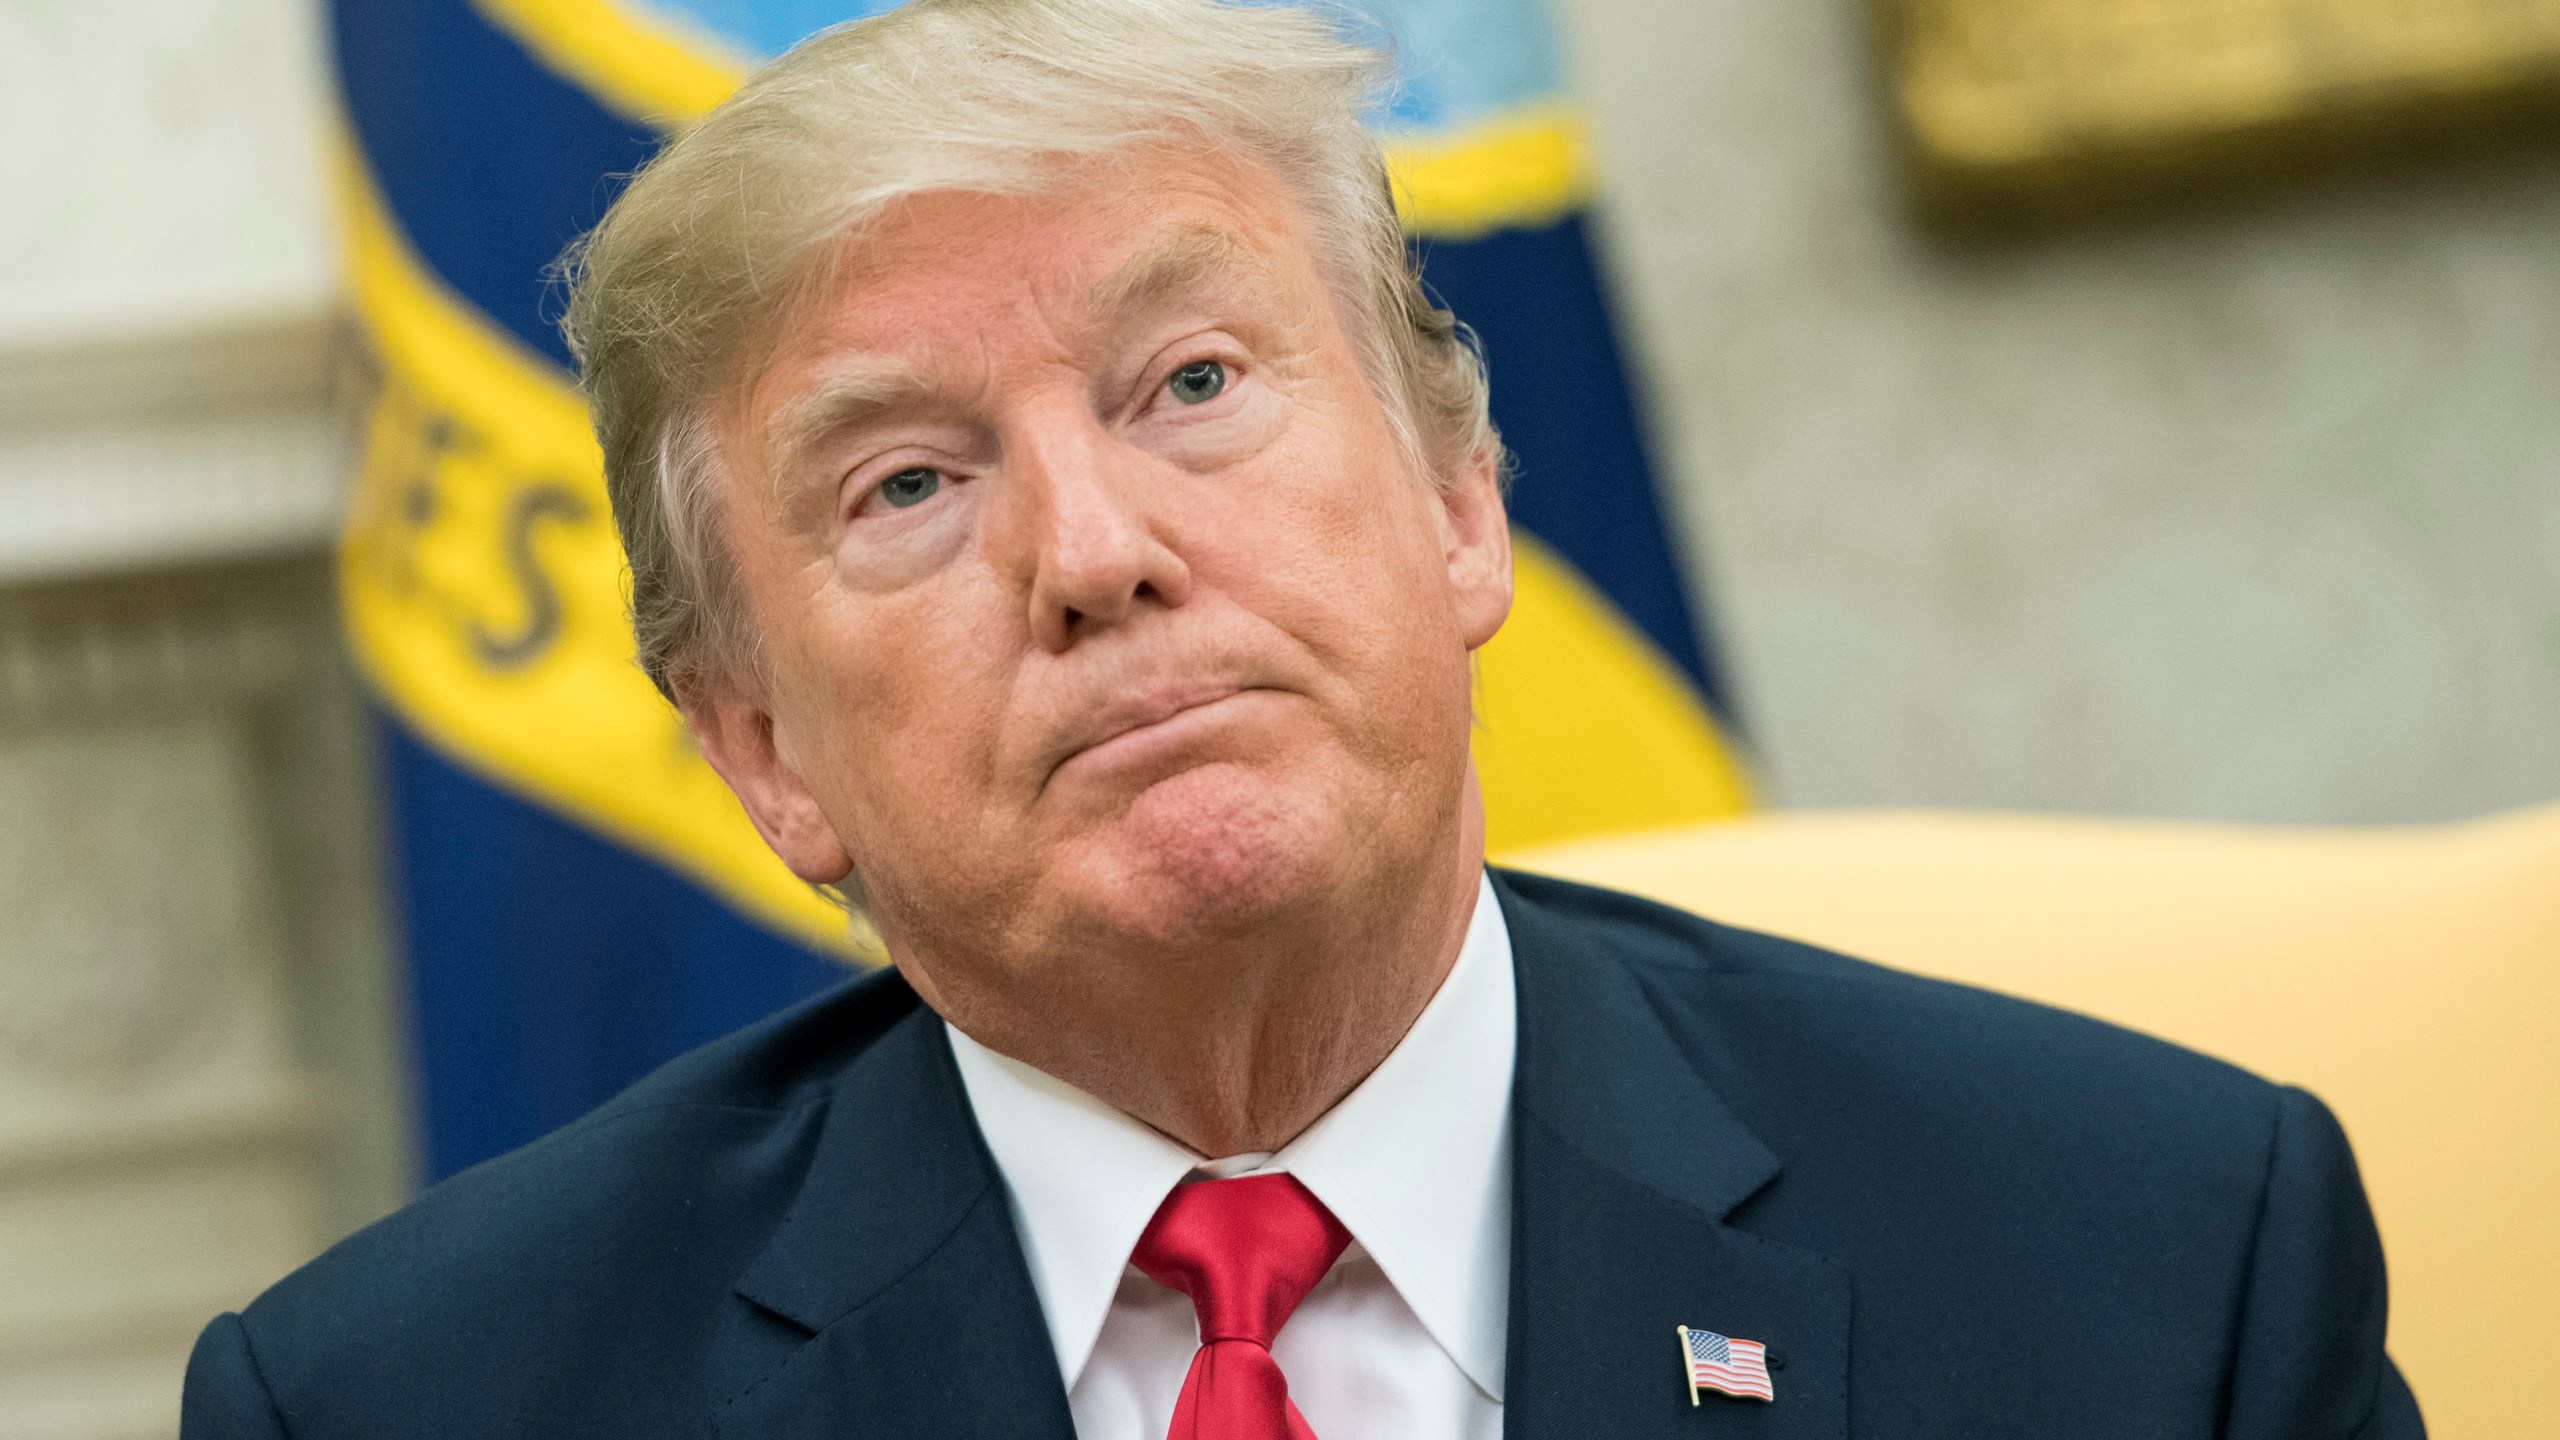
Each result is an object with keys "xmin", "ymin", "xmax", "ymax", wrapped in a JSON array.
[
  {"xmin": 1441, "ymin": 451, "xmax": 1514, "ymax": 651},
  {"xmin": 678, "ymin": 685, "xmax": 858, "ymax": 885}
]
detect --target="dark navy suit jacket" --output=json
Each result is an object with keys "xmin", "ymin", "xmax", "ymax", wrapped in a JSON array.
[{"xmin": 183, "ymin": 870, "xmax": 2424, "ymax": 1437}]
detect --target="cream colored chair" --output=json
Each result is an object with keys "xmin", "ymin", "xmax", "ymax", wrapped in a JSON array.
[{"xmin": 1513, "ymin": 804, "xmax": 2560, "ymax": 1440}]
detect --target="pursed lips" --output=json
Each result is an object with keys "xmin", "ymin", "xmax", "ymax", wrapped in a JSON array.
[{"xmin": 1041, "ymin": 680, "xmax": 1273, "ymax": 793}]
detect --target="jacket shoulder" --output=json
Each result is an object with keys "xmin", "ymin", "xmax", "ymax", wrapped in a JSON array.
[
  {"xmin": 1490, "ymin": 870, "xmax": 2414, "ymax": 1437},
  {"xmin": 1495, "ymin": 866, "xmax": 2286, "ymax": 1164},
  {"xmin": 216, "ymin": 965, "xmax": 926, "ymax": 1423}
]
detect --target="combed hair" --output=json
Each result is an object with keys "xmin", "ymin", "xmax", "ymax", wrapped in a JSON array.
[{"xmin": 561, "ymin": 0, "xmax": 1502, "ymax": 701}]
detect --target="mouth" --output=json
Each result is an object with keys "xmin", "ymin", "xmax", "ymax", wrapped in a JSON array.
[{"xmin": 1043, "ymin": 683, "xmax": 1278, "ymax": 796}]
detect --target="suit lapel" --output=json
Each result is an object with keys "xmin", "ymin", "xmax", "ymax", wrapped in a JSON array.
[
  {"xmin": 713, "ymin": 998, "xmax": 1077, "ymax": 1440},
  {"xmin": 1496, "ymin": 872, "xmax": 1852, "ymax": 1440},
  {"xmin": 703, "ymin": 877, "xmax": 1849, "ymax": 1438}
]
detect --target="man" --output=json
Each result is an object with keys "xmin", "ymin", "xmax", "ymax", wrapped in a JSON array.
[{"xmin": 184, "ymin": 0, "xmax": 2422, "ymax": 1435}]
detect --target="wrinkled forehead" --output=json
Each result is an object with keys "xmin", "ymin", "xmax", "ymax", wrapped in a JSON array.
[
  {"xmin": 734, "ymin": 146, "xmax": 1344, "ymax": 454},
  {"xmin": 823, "ymin": 145, "xmax": 1323, "ymax": 342}
]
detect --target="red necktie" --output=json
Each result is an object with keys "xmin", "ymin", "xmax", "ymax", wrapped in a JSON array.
[{"xmin": 1129, "ymin": 1174, "xmax": 1351, "ymax": 1440}]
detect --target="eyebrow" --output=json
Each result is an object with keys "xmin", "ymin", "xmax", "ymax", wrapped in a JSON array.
[
  {"xmin": 1088, "ymin": 228, "xmax": 1251, "ymax": 320},
  {"xmin": 762, "ymin": 358, "xmax": 941, "ymax": 488}
]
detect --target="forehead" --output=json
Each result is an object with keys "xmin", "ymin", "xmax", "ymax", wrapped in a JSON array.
[{"xmin": 760, "ymin": 147, "xmax": 1329, "ymax": 384}]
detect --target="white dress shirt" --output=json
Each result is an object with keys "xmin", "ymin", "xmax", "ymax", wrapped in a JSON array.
[{"xmin": 946, "ymin": 871, "xmax": 1515, "ymax": 1440}]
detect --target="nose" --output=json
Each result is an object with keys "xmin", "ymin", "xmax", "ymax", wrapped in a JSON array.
[{"xmin": 999, "ymin": 408, "xmax": 1194, "ymax": 653}]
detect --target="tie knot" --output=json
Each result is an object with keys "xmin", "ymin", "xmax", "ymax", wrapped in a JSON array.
[{"xmin": 1130, "ymin": 1174, "xmax": 1350, "ymax": 1347}]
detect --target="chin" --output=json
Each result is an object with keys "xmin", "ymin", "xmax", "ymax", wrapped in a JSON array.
[{"xmin": 1069, "ymin": 762, "xmax": 1344, "ymax": 944}]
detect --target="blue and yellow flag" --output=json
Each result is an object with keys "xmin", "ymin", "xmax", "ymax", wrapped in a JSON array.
[{"xmin": 330, "ymin": 0, "xmax": 1750, "ymax": 1179}]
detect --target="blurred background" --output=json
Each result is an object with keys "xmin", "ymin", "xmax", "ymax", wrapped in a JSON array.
[{"xmin": 2, "ymin": 0, "xmax": 2555, "ymax": 1435}]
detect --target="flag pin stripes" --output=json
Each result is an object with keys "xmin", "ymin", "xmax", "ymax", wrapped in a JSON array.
[{"xmin": 1677, "ymin": 1325, "xmax": 1775, "ymax": 1404}]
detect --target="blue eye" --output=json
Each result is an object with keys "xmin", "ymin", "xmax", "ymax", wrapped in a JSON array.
[
  {"xmin": 878, "ymin": 468, "xmax": 941, "ymax": 509},
  {"xmin": 1167, "ymin": 360, "xmax": 1226, "ymax": 405}
]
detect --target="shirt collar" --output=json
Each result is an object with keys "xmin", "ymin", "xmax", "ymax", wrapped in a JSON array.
[{"xmin": 946, "ymin": 871, "xmax": 1516, "ymax": 1401}]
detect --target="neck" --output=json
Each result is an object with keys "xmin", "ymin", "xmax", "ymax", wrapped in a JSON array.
[{"xmin": 910, "ymin": 788, "xmax": 1489, "ymax": 1158}]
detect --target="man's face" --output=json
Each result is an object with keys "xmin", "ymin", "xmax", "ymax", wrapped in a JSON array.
[{"xmin": 694, "ymin": 147, "xmax": 1511, "ymax": 999}]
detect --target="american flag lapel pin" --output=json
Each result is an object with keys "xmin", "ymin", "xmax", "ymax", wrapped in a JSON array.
[{"xmin": 1677, "ymin": 1325, "xmax": 1775, "ymax": 1405}]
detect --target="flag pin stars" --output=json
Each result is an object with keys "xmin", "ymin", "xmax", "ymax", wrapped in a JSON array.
[{"xmin": 1677, "ymin": 1324, "xmax": 1775, "ymax": 1405}]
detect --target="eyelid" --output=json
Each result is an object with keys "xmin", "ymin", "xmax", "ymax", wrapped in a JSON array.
[
  {"xmin": 1138, "ymin": 340, "xmax": 1245, "ymax": 414},
  {"xmin": 843, "ymin": 457, "xmax": 951, "ymax": 521}
]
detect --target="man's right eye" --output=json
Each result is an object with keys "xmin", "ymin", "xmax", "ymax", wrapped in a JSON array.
[{"xmin": 876, "ymin": 468, "xmax": 942, "ymax": 510}]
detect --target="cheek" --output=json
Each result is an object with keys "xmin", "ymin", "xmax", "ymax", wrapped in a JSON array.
[
  {"xmin": 776, "ymin": 576, "xmax": 1017, "ymax": 836},
  {"xmin": 1208, "ymin": 432, "xmax": 1472, "ymax": 718},
  {"xmin": 1271, "ymin": 421, "xmax": 1454, "ymax": 614}
]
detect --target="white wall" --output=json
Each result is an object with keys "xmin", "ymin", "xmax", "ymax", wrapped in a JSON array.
[
  {"xmin": 0, "ymin": 0, "xmax": 333, "ymax": 347},
  {"xmin": 0, "ymin": 1, "xmax": 407, "ymax": 1434},
  {"xmin": 1561, "ymin": 0, "xmax": 2560, "ymax": 824}
]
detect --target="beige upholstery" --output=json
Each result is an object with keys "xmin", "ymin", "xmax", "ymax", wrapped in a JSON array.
[{"xmin": 1511, "ymin": 804, "xmax": 2560, "ymax": 1439}]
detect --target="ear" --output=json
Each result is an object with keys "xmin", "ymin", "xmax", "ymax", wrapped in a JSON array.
[
  {"xmin": 1438, "ymin": 448, "xmax": 1514, "ymax": 651},
  {"xmin": 677, "ymin": 680, "xmax": 858, "ymax": 886}
]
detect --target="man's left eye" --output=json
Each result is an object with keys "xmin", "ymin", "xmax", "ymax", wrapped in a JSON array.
[
  {"xmin": 1166, "ymin": 360, "xmax": 1227, "ymax": 405},
  {"xmin": 876, "ymin": 467, "xmax": 942, "ymax": 509}
]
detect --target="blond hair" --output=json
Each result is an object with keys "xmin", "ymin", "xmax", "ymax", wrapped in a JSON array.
[{"xmin": 562, "ymin": 0, "xmax": 1500, "ymax": 700}]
